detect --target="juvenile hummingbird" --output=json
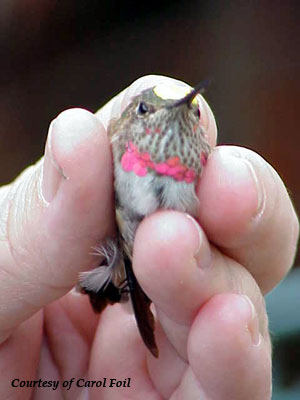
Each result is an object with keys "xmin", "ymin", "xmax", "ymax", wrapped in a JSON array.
[{"xmin": 78, "ymin": 81, "xmax": 211, "ymax": 358}]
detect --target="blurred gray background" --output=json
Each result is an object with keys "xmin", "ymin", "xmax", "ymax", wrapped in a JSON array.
[{"xmin": 0, "ymin": 1, "xmax": 299, "ymax": 397}]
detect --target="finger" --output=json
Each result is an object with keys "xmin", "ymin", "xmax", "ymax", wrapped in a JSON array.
[
  {"xmin": 43, "ymin": 291, "xmax": 99, "ymax": 377},
  {"xmin": 96, "ymin": 74, "xmax": 218, "ymax": 147},
  {"xmin": 197, "ymin": 145, "xmax": 299, "ymax": 293},
  {"xmin": 0, "ymin": 108, "xmax": 113, "ymax": 339},
  {"xmin": 88, "ymin": 304, "xmax": 161, "ymax": 400},
  {"xmin": 186, "ymin": 294, "xmax": 272, "ymax": 400},
  {"xmin": 0, "ymin": 313, "xmax": 42, "ymax": 399},
  {"xmin": 168, "ymin": 294, "xmax": 271, "ymax": 400},
  {"xmin": 133, "ymin": 212, "xmax": 270, "ymax": 362}
]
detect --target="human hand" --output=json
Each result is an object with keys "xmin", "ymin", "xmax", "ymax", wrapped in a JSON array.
[{"xmin": 0, "ymin": 75, "xmax": 298, "ymax": 399}]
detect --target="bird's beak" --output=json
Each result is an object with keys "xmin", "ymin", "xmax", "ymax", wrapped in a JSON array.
[{"xmin": 168, "ymin": 80, "xmax": 209, "ymax": 108}]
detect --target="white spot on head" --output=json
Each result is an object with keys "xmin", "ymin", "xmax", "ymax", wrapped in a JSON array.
[{"xmin": 154, "ymin": 83, "xmax": 198, "ymax": 106}]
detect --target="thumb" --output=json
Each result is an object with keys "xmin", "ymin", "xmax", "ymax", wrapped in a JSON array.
[{"xmin": 0, "ymin": 108, "xmax": 113, "ymax": 340}]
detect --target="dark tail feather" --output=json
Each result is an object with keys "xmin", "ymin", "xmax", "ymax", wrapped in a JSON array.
[{"xmin": 124, "ymin": 255, "xmax": 159, "ymax": 358}]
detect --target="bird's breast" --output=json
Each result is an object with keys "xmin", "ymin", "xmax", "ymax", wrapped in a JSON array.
[{"xmin": 114, "ymin": 161, "xmax": 199, "ymax": 220}]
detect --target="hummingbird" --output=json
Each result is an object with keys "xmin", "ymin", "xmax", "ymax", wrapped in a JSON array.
[{"xmin": 78, "ymin": 81, "xmax": 211, "ymax": 358}]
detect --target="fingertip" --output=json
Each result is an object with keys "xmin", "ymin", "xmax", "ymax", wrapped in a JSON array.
[
  {"xmin": 188, "ymin": 294, "xmax": 257, "ymax": 355},
  {"xmin": 197, "ymin": 146, "xmax": 260, "ymax": 245},
  {"xmin": 43, "ymin": 107, "xmax": 114, "ymax": 233},
  {"xmin": 42, "ymin": 108, "xmax": 111, "ymax": 202},
  {"xmin": 133, "ymin": 211, "xmax": 200, "ymax": 288},
  {"xmin": 197, "ymin": 145, "xmax": 298, "ymax": 292},
  {"xmin": 133, "ymin": 211, "xmax": 211, "ymax": 321},
  {"xmin": 188, "ymin": 293, "xmax": 271, "ymax": 399},
  {"xmin": 50, "ymin": 108, "xmax": 110, "ymax": 179}
]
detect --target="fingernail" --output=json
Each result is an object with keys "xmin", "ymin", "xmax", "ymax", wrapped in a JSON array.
[
  {"xmin": 242, "ymin": 159, "xmax": 265, "ymax": 217},
  {"xmin": 41, "ymin": 120, "xmax": 66, "ymax": 203},
  {"xmin": 229, "ymin": 149, "xmax": 265, "ymax": 216},
  {"xmin": 185, "ymin": 214, "xmax": 212, "ymax": 269},
  {"xmin": 241, "ymin": 295, "xmax": 261, "ymax": 346}
]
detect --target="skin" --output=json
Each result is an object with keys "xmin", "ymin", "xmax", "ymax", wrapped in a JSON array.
[{"xmin": 0, "ymin": 75, "xmax": 298, "ymax": 400}]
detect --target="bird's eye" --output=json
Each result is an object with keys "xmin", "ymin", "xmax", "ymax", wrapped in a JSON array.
[
  {"xmin": 196, "ymin": 107, "xmax": 201, "ymax": 119},
  {"xmin": 137, "ymin": 101, "xmax": 149, "ymax": 115}
]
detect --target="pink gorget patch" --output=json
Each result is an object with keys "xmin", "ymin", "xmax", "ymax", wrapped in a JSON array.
[{"xmin": 121, "ymin": 141, "xmax": 197, "ymax": 183}]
